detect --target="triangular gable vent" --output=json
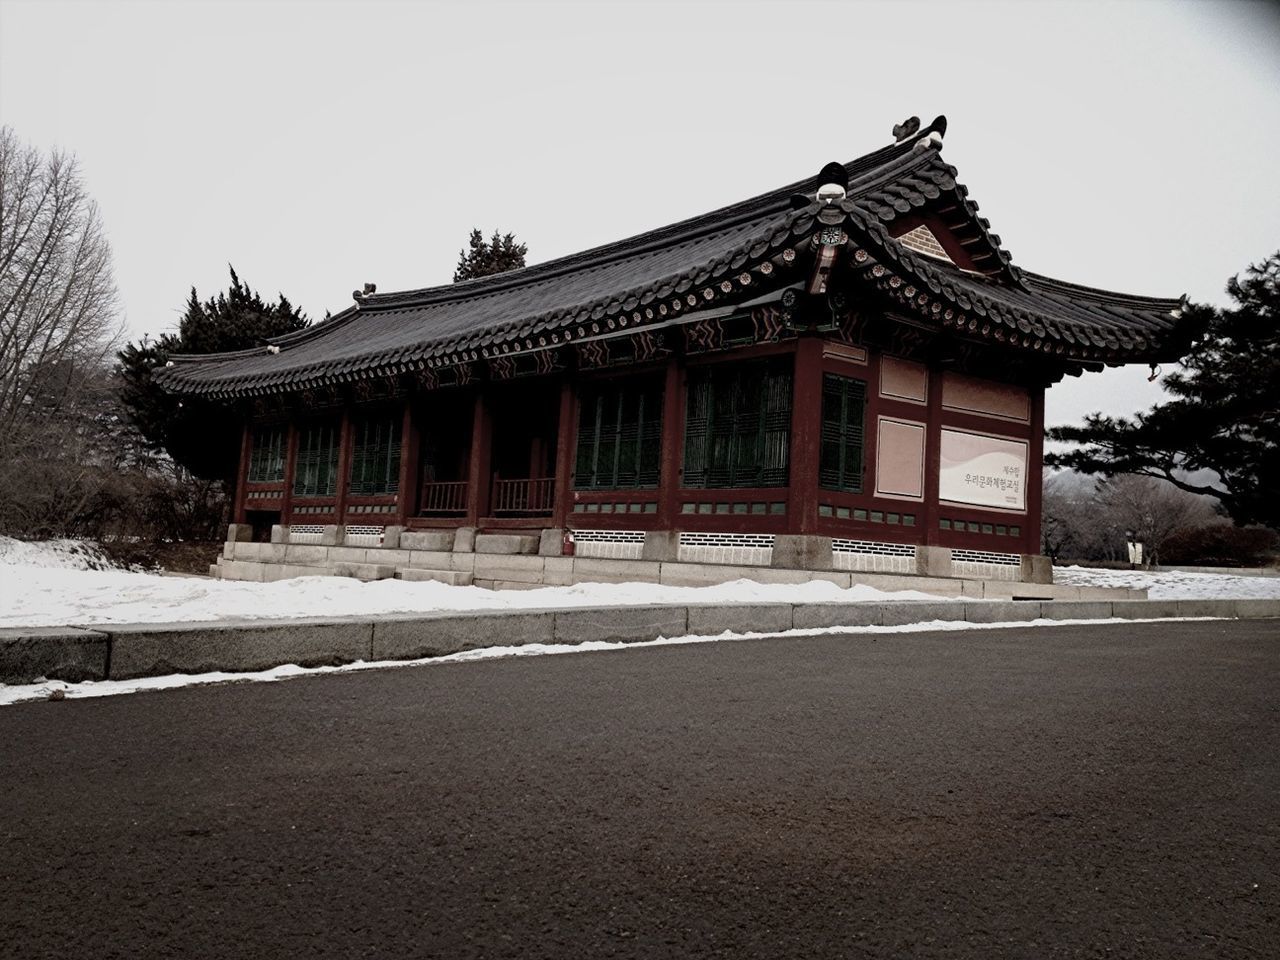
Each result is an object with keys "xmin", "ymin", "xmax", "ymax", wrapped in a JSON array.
[{"xmin": 896, "ymin": 225, "xmax": 954, "ymax": 264}]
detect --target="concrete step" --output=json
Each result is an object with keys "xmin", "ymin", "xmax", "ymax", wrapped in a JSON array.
[
  {"xmin": 397, "ymin": 568, "xmax": 475, "ymax": 587},
  {"xmin": 399, "ymin": 531, "xmax": 456, "ymax": 551},
  {"xmin": 333, "ymin": 562, "xmax": 397, "ymax": 581},
  {"xmin": 474, "ymin": 533, "xmax": 539, "ymax": 555}
]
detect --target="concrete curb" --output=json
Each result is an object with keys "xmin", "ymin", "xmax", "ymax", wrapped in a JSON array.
[{"xmin": 3, "ymin": 599, "xmax": 1278, "ymax": 684}]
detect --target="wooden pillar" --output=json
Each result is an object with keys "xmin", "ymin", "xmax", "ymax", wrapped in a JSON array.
[
  {"xmin": 465, "ymin": 389, "xmax": 492, "ymax": 526},
  {"xmin": 786, "ymin": 336, "xmax": 824, "ymax": 535},
  {"xmin": 551, "ymin": 377, "xmax": 575, "ymax": 528},
  {"xmin": 921, "ymin": 363, "xmax": 945, "ymax": 544},
  {"xmin": 233, "ymin": 420, "xmax": 253, "ymax": 524},
  {"xmin": 395, "ymin": 398, "xmax": 419, "ymax": 526},
  {"xmin": 333, "ymin": 405, "xmax": 353, "ymax": 525},
  {"xmin": 280, "ymin": 420, "xmax": 298, "ymax": 525},
  {"xmin": 1026, "ymin": 384, "xmax": 1046, "ymax": 555},
  {"xmin": 657, "ymin": 357, "xmax": 686, "ymax": 528}
]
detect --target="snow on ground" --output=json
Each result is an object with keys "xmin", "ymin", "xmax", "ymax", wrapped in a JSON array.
[
  {"xmin": 1054, "ymin": 565, "xmax": 1280, "ymax": 600},
  {"xmin": 0, "ymin": 563, "xmax": 946, "ymax": 629},
  {"xmin": 0, "ymin": 536, "xmax": 118, "ymax": 571},
  {"xmin": 0, "ymin": 615, "xmax": 1201, "ymax": 707}
]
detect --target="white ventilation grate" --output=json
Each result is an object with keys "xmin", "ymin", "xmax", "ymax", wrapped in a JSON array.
[
  {"xmin": 832, "ymin": 539, "xmax": 917, "ymax": 574},
  {"xmin": 288, "ymin": 524, "xmax": 326, "ymax": 544},
  {"xmin": 571, "ymin": 529, "xmax": 646, "ymax": 560},
  {"xmin": 952, "ymin": 549, "xmax": 1022, "ymax": 582},
  {"xmin": 677, "ymin": 532, "xmax": 774, "ymax": 566},
  {"xmin": 345, "ymin": 524, "xmax": 385, "ymax": 547}
]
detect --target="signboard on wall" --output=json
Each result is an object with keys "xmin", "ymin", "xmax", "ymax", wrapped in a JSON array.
[{"xmin": 939, "ymin": 429, "xmax": 1028, "ymax": 511}]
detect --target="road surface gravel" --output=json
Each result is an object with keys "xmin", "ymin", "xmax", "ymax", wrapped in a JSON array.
[{"xmin": 2, "ymin": 619, "xmax": 1278, "ymax": 958}]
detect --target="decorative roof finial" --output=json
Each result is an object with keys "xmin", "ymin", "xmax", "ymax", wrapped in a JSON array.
[
  {"xmin": 892, "ymin": 116, "xmax": 921, "ymax": 143},
  {"xmin": 815, "ymin": 161, "xmax": 848, "ymax": 206},
  {"xmin": 352, "ymin": 282, "xmax": 377, "ymax": 302}
]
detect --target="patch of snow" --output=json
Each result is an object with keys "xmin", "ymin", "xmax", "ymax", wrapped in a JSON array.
[
  {"xmin": 0, "ymin": 616, "xmax": 1201, "ymax": 707},
  {"xmin": 0, "ymin": 536, "xmax": 119, "ymax": 571},
  {"xmin": 0, "ymin": 565, "xmax": 948, "ymax": 629},
  {"xmin": 1054, "ymin": 565, "xmax": 1280, "ymax": 600}
]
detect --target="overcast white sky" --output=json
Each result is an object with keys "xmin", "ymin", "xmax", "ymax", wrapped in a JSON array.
[{"xmin": 2, "ymin": 0, "xmax": 1277, "ymax": 425}]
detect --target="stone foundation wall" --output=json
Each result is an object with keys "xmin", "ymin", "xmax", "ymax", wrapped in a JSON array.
[{"xmin": 214, "ymin": 525, "xmax": 1083, "ymax": 599}]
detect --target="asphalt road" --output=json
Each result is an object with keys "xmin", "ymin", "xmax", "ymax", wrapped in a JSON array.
[{"xmin": 3, "ymin": 619, "xmax": 1278, "ymax": 959}]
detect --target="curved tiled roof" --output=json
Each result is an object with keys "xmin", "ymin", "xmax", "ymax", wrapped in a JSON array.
[{"xmin": 156, "ymin": 118, "xmax": 1188, "ymax": 399}]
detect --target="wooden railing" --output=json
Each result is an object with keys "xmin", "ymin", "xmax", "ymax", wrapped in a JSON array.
[
  {"xmin": 418, "ymin": 480, "xmax": 469, "ymax": 515},
  {"xmin": 492, "ymin": 476, "xmax": 555, "ymax": 515}
]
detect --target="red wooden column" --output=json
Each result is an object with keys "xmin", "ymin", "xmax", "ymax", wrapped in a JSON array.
[
  {"xmin": 551, "ymin": 377, "xmax": 575, "ymax": 529},
  {"xmin": 787, "ymin": 336, "xmax": 824, "ymax": 535},
  {"xmin": 280, "ymin": 420, "xmax": 299, "ymax": 525},
  {"xmin": 657, "ymin": 357, "xmax": 686, "ymax": 528},
  {"xmin": 333, "ymin": 405, "xmax": 354, "ymax": 526},
  {"xmin": 465, "ymin": 389, "xmax": 493, "ymax": 527},
  {"xmin": 233, "ymin": 421, "xmax": 252, "ymax": 524},
  {"xmin": 1025, "ymin": 385, "xmax": 1046, "ymax": 556},
  {"xmin": 394, "ymin": 398, "xmax": 419, "ymax": 526},
  {"xmin": 920, "ymin": 364, "xmax": 945, "ymax": 544}
]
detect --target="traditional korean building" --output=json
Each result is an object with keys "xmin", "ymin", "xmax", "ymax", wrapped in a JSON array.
[{"xmin": 157, "ymin": 116, "xmax": 1195, "ymax": 590}]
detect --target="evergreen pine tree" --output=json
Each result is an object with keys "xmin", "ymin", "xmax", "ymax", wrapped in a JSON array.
[
  {"xmin": 453, "ymin": 228, "xmax": 528, "ymax": 282},
  {"xmin": 1046, "ymin": 252, "xmax": 1279, "ymax": 528},
  {"xmin": 118, "ymin": 267, "xmax": 309, "ymax": 484}
]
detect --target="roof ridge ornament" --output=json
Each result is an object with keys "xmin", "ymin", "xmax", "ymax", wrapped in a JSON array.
[
  {"xmin": 894, "ymin": 114, "xmax": 947, "ymax": 150},
  {"xmin": 352, "ymin": 281, "xmax": 377, "ymax": 303}
]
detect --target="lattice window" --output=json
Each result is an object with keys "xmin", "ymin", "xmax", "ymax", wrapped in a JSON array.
[
  {"xmin": 575, "ymin": 379, "xmax": 663, "ymax": 490},
  {"xmin": 247, "ymin": 425, "xmax": 287, "ymax": 483},
  {"xmin": 349, "ymin": 414, "xmax": 402, "ymax": 496},
  {"xmin": 819, "ymin": 373, "xmax": 866, "ymax": 493},
  {"xmin": 294, "ymin": 421, "xmax": 340, "ymax": 497},
  {"xmin": 683, "ymin": 358, "xmax": 792, "ymax": 489}
]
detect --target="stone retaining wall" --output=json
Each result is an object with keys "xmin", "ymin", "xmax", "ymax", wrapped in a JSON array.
[
  {"xmin": 4, "ymin": 598, "xmax": 1279, "ymax": 685},
  {"xmin": 214, "ymin": 524, "xmax": 1059, "ymax": 589}
]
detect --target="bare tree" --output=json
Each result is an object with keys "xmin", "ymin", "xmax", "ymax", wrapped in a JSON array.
[
  {"xmin": 0, "ymin": 126, "xmax": 121, "ymax": 461},
  {"xmin": 1093, "ymin": 474, "xmax": 1219, "ymax": 567}
]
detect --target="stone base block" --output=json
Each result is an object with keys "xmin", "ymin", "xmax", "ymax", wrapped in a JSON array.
[
  {"xmin": 1039, "ymin": 600, "xmax": 1114, "ymax": 620},
  {"xmin": 553, "ymin": 606, "xmax": 688, "ymax": 645},
  {"xmin": 0, "ymin": 627, "xmax": 110, "ymax": 683},
  {"xmin": 373, "ymin": 611, "xmax": 554, "ymax": 660},
  {"xmin": 641, "ymin": 530, "xmax": 679, "ymax": 562},
  {"xmin": 572, "ymin": 557, "xmax": 661, "ymax": 584},
  {"xmin": 1021, "ymin": 554, "xmax": 1054, "ymax": 584},
  {"xmin": 963, "ymin": 600, "xmax": 1043, "ymax": 623},
  {"xmin": 227, "ymin": 523, "xmax": 252, "ymax": 543},
  {"xmin": 770, "ymin": 535, "xmax": 834, "ymax": 570},
  {"xmin": 915, "ymin": 546, "xmax": 953, "ymax": 578},
  {"xmin": 397, "ymin": 568, "xmax": 474, "ymax": 586},
  {"xmin": 475, "ymin": 533, "xmax": 539, "ymax": 555},
  {"xmin": 686, "ymin": 603, "xmax": 794, "ymax": 636},
  {"xmin": 333, "ymin": 562, "xmax": 397, "ymax": 581},
  {"xmin": 879, "ymin": 600, "xmax": 968, "ymax": 626},
  {"xmin": 539, "ymin": 528, "xmax": 566, "ymax": 556},
  {"xmin": 400, "ymin": 531, "xmax": 456, "ymax": 551},
  {"xmin": 454, "ymin": 527, "xmax": 478, "ymax": 552},
  {"xmin": 108, "ymin": 618, "xmax": 373, "ymax": 679}
]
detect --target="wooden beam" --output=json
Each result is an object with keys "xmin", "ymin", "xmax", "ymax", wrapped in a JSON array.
[
  {"xmin": 394, "ymin": 399, "xmax": 418, "ymax": 527},
  {"xmin": 333, "ymin": 406, "xmax": 354, "ymax": 526},
  {"xmin": 658, "ymin": 356, "xmax": 685, "ymax": 529},
  {"xmin": 787, "ymin": 336, "xmax": 824, "ymax": 535},
  {"xmin": 551, "ymin": 377, "xmax": 575, "ymax": 530},
  {"xmin": 465, "ymin": 390, "xmax": 492, "ymax": 527},
  {"xmin": 233, "ymin": 421, "xmax": 252, "ymax": 525}
]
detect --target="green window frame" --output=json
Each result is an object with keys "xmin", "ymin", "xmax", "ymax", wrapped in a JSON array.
[
  {"xmin": 247, "ymin": 425, "xmax": 287, "ymax": 483},
  {"xmin": 293, "ymin": 420, "xmax": 341, "ymax": 497},
  {"xmin": 819, "ymin": 373, "xmax": 867, "ymax": 493},
  {"xmin": 349, "ymin": 414, "xmax": 402, "ymax": 495},
  {"xmin": 574, "ymin": 380, "xmax": 663, "ymax": 490},
  {"xmin": 683, "ymin": 358, "xmax": 793, "ymax": 489}
]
